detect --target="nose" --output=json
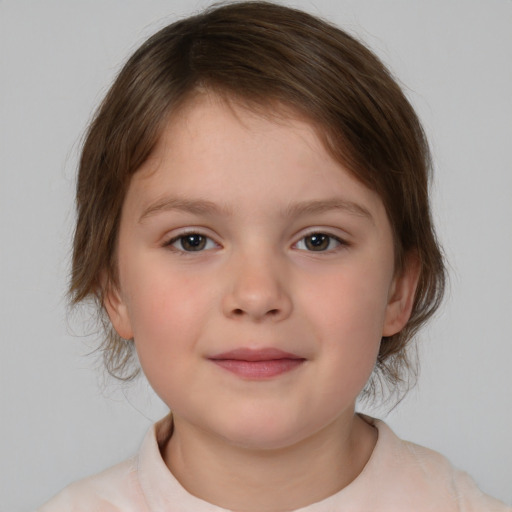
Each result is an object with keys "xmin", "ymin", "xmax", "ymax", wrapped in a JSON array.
[{"xmin": 222, "ymin": 252, "xmax": 293, "ymax": 322}]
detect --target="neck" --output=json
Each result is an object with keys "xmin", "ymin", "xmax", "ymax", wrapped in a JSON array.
[{"xmin": 163, "ymin": 412, "xmax": 377, "ymax": 512}]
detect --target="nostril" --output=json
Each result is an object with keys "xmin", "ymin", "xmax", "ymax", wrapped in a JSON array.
[{"xmin": 231, "ymin": 307, "xmax": 280, "ymax": 317}]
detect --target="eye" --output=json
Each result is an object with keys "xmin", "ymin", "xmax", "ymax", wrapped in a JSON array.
[
  {"xmin": 167, "ymin": 233, "xmax": 217, "ymax": 252},
  {"xmin": 295, "ymin": 232, "xmax": 343, "ymax": 252}
]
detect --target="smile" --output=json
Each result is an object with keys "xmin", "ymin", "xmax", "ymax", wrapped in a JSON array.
[{"xmin": 209, "ymin": 348, "xmax": 306, "ymax": 379}]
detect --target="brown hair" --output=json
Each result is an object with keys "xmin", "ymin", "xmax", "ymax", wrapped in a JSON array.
[{"xmin": 70, "ymin": 1, "xmax": 445, "ymax": 396}]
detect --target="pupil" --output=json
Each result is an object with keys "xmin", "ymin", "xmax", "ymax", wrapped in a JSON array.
[
  {"xmin": 183, "ymin": 234, "xmax": 206, "ymax": 251},
  {"xmin": 307, "ymin": 234, "xmax": 328, "ymax": 251}
]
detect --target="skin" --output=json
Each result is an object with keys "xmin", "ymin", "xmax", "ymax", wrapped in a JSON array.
[{"xmin": 105, "ymin": 94, "xmax": 419, "ymax": 511}]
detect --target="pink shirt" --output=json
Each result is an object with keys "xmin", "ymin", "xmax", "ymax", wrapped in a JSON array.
[{"xmin": 38, "ymin": 415, "xmax": 510, "ymax": 511}]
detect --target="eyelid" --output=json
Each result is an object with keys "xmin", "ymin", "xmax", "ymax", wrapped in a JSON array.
[
  {"xmin": 160, "ymin": 226, "xmax": 350, "ymax": 252},
  {"xmin": 292, "ymin": 228, "xmax": 350, "ymax": 252},
  {"xmin": 163, "ymin": 228, "xmax": 221, "ymax": 252}
]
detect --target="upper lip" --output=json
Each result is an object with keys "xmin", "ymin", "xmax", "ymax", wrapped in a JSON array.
[{"xmin": 209, "ymin": 348, "xmax": 303, "ymax": 361}]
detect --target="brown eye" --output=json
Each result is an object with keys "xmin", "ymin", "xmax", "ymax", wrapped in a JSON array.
[
  {"xmin": 305, "ymin": 233, "xmax": 329, "ymax": 251},
  {"xmin": 169, "ymin": 233, "xmax": 216, "ymax": 252},
  {"xmin": 297, "ymin": 233, "xmax": 342, "ymax": 252},
  {"xmin": 180, "ymin": 234, "xmax": 206, "ymax": 251}
]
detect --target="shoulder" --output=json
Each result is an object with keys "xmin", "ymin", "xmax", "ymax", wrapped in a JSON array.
[
  {"xmin": 36, "ymin": 457, "xmax": 148, "ymax": 512},
  {"xmin": 36, "ymin": 416, "xmax": 173, "ymax": 512},
  {"xmin": 365, "ymin": 417, "xmax": 511, "ymax": 511}
]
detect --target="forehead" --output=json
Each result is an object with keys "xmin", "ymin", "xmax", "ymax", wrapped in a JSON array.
[
  {"xmin": 152, "ymin": 94, "xmax": 325, "ymax": 165},
  {"xmin": 126, "ymin": 93, "xmax": 388, "ymax": 228},
  {"xmin": 141, "ymin": 90, "xmax": 341, "ymax": 175}
]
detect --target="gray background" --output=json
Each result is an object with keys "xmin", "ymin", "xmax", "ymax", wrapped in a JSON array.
[{"xmin": 1, "ymin": 0, "xmax": 511, "ymax": 509}]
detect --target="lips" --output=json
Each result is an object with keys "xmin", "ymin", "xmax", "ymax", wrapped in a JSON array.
[{"xmin": 209, "ymin": 348, "xmax": 305, "ymax": 379}]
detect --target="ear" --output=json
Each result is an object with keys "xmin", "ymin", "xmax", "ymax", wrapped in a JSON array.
[
  {"xmin": 382, "ymin": 252, "xmax": 421, "ymax": 337},
  {"xmin": 102, "ymin": 277, "xmax": 134, "ymax": 340}
]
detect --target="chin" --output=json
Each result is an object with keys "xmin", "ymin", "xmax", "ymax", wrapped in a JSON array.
[{"xmin": 211, "ymin": 407, "xmax": 317, "ymax": 452}]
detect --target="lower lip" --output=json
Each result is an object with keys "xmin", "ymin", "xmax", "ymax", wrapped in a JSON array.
[{"xmin": 211, "ymin": 358, "xmax": 304, "ymax": 379}]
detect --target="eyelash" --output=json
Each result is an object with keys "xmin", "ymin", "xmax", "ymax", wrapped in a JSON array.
[
  {"xmin": 164, "ymin": 232, "xmax": 218, "ymax": 253},
  {"xmin": 294, "ymin": 232, "xmax": 347, "ymax": 253},
  {"xmin": 163, "ymin": 231, "xmax": 348, "ymax": 254}
]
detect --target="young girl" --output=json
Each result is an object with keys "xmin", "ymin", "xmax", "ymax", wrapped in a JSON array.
[{"xmin": 37, "ymin": 2, "xmax": 510, "ymax": 510}]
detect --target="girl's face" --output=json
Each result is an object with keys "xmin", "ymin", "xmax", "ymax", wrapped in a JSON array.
[{"xmin": 106, "ymin": 94, "xmax": 417, "ymax": 450}]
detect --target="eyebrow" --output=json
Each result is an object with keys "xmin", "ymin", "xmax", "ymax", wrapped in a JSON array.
[
  {"xmin": 284, "ymin": 198, "xmax": 374, "ymax": 223},
  {"xmin": 139, "ymin": 197, "xmax": 231, "ymax": 222},
  {"xmin": 138, "ymin": 196, "xmax": 373, "ymax": 224}
]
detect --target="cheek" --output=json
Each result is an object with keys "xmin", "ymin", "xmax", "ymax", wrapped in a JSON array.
[
  {"xmin": 125, "ymin": 258, "xmax": 209, "ymax": 327},
  {"xmin": 302, "ymin": 265, "xmax": 391, "ymax": 337},
  {"xmin": 123, "ymin": 266, "xmax": 213, "ymax": 375},
  {"xmin": 299, "ymin": 265, "xmax": 391, "ymax": 384}
]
